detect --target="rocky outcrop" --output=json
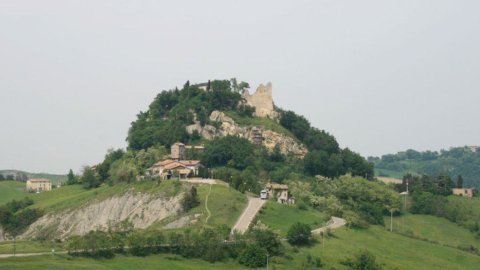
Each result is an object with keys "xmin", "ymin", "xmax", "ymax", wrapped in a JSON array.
[
  {"xmin": 21, "ymin": 191, "xmax": 183, "ymax": 240},
  {"xmin": 186, "ymin": 111, "xmax": 307, "ymax": 157},
  {"xmin": 242, "ymin": 82, "xmax": 279, "ymax": 119}
]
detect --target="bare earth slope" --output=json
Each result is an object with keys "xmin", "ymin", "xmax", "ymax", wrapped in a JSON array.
[{"xmin": 21, "ymin": 191, "xmax": 182, "ymax": 240}]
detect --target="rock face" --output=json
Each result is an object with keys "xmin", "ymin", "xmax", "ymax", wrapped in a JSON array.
[
  {"xmin": 186, "ymin": 111, "xmax": 307, "ymax": 157},
  {"xmin": 242, "ymin": 82, "xmax": 279, "ymax": 119},
  {"xmin": 21, "ymin": 191, "xmax": 183, "ymax": 240}
]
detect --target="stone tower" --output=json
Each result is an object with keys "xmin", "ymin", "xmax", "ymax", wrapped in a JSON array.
[
  {"xmin": 171, "ymin": 142, "xmax": 185, "ymax": 160},
  {"xmin": 242, "ymin": 82, "xmax": 279, "ymax": 119}
]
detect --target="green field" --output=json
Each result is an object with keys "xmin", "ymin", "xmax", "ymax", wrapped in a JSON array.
[
  {"xmin": 257, "ymin": 201, "xmax": 328, "ymax": 235},
  {"xmin": 385, "ymin": 214, "xmax": 480, "ymax": 250},
  {"xmin": 0, "ymin": 254, "xmax": 247, "ymax": 270},
  {"xmin": 0, "ymin": 181, "xmax": 26, "ymax": 205},
  {"xmin": 0, "ymin": 240, "xmax": 63, "ymax": 255}
]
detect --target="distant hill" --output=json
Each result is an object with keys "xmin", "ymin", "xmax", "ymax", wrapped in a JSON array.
[
  {"xmin": 369, "ymin": 146, "xmax": 480, "ymax": 188},
  {"xmin": 0, "ymin": 170, "xmax": 67, "ymax": 185}
]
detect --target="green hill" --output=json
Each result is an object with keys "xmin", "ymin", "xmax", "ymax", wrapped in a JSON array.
[{"xmin": 370, "ymin": 146, "xmax": 480, "ymax": 188}]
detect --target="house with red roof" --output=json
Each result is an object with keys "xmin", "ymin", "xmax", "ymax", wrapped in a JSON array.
[{"xmin": 147, "ymin": 159, "xmax": 202, "ymax": 180}]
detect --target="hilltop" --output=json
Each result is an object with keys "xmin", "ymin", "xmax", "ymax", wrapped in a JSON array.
[
  {"xmin": 370, "ymin": 146, "xmax": 480, "ymax": 188},
  {"xmin": 2, "ymin": 79, "xmax": 480, "ymax": 269}
]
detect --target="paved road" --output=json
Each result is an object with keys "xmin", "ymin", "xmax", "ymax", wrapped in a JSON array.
[
  {"xmin": 181, "ymin": 178, "xmax": 229, "ymax": 186},
  {"xmin": 311, "ymin": 217, "xmax": 347, "ymax": 235},
  {"xmin": 231, "ymin": 197, "xmax": 266, "ymax": 234}
]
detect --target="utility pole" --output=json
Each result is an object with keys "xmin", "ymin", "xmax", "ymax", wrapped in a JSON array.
[{"xmin": 390, "ymin": 208, "xmax": 393, "ymax": 232}]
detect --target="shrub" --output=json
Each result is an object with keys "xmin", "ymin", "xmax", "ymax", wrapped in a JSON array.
[
  {"xmin": 287, "ymin": 222, "xmax": 312, "ymax": 245},
  {"xmin": 238, "ymin": 244, "xmax": 267, "ymax": 268}
]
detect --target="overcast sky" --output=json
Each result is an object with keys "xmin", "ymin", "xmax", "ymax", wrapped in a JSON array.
[{"xmin": 1, "ymin": 1, "xmax": 479, "ymax": 174}]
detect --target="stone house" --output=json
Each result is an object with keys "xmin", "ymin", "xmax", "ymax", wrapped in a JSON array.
[
  {"xmin": 26, "ymin": 179, "xmax": 52, "ymax": 192},
  {"xmin": 265, "ymin": 182, "xmax": 295, "ymax": 204},
  {"xmin": 452, "ymin": 188, "xmax": 475, "ymax": 198}
]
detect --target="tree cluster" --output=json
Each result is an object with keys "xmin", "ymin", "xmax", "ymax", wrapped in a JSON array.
[
  {"xmin": 279, "ymin": 110, "xmax": 373, "ymax": 179},
  {"xmin": 67, "ymin": 226, "xmax": 281, "ymax": 267},
  {"xmin": 0, "ymin": 198, "xmax": 43, "ymax": 240}
]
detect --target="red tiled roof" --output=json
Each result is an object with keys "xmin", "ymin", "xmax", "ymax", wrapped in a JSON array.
[
  {"xmin": 164, "ymin": 162, "xmax": 186, "ymax": 170},
  {"xmin": 153, "ymin": 159, "xmax": 176, "ymax": 167}
]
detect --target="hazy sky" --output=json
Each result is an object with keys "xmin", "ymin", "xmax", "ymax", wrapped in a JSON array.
[{"xmin": 1, "ymin": 1, "xmax": 479, "ymax": 174}]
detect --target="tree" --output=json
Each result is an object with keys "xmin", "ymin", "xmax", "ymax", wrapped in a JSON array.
[
  {"xmin": 250, "ymin": 228, "xmax": 282, "ymax": 255},
  {"xmin": 457, "ymin": 175, "xmax": 464, "ymax": 188},
  {"xmin": 67, "ymin": 169, "xmax": 77, "ymax": 185},
  {"xmin": 342, "ymin": 250, "xmax": 382, "ymax": 270},
  {"xmin": 182, "ymin": 186, "xmax": 200, "ymax": 212},
  {"xmin": 287, "ymin": 222, "xmax": 312, "ymax": 245},
  {"xmin": 238, "ymin": 244, "xmax": 267, "ymax": 268},
  {"xmin": 82, "ymin": 167, "xmax": 100, "ymax": 189},
  {"xmin": 0, "ymin": 174, "xmax": 4, "ymax": 181}
]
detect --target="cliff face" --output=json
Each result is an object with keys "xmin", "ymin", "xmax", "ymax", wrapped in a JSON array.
[
  {"xmin": 186, "ymin": 111, "xmax": 307, "ymax": 157},
  {"xmin": 21, "ymin": 191, "xmax": 182, "ymax": 240}
]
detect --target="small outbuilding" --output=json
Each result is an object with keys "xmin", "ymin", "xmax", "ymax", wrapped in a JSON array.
[{"xmin": 264, "ymin": 182, "xmax": 295, "ymax": 204}]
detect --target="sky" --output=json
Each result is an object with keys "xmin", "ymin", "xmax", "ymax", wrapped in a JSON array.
[{"xmin": 1, "ymin": 0, "xmax": 479, "ymax": 174}]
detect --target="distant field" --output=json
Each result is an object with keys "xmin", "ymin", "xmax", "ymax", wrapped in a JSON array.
[
  {"xmin": 0, "ymin": 181, "xmax": 27, "ymax": 205},
  {"xmin": 257, "ymin": 201, "xmax": 328, "ymax": 235}
]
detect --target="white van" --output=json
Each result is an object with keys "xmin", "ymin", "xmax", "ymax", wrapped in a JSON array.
[{"xmin": 260, "ymin": 189, "xmax": 268, "ymax": 200}]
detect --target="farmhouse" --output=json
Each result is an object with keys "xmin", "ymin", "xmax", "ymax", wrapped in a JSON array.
[
  {"xmin": 26, "ymin": 179, "xmax": 52, "ymax": 192},
  {"xmin": 147, "ymin": 159, "xmax": 202, "ymax": 180},
  {"xmin": 452, "ymin": 188, "xmax": 475, "ymax": 198},
  {"xmin": 263, "ymin": 182, "xmax": 295, "ymax": 204}
]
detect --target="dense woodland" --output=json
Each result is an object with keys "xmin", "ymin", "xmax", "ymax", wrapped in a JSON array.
[{"xmin": 370, "ymin": 147, "xmax": 480, "ymax": 189}]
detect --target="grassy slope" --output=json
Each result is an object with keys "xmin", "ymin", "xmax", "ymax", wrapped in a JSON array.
[
  {"xmin": 385, "ymin": 214, "xmax": 480, "ymax": 250},
  {"xmin": 0, "ymin": 181, "xmax": 26, "ymax": 205},
  {"xmin": 286, "ymin": 226, "xmax": 480, "ymax": 270},
  {"xmin": 0, "ymin": 180, "xmax": 181, "ymax": 213},
  {"xmin": 152, "ymin": 183, "xmax": 247, "ymax": 230},
  {"xmin": 257, "ymin": 201, "xmax": 328, "ymax": 236}
]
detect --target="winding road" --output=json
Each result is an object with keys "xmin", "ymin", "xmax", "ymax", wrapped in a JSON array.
[{"xmin": 311, "ymin": 217, "xmax": 347, "ymax": 235}]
